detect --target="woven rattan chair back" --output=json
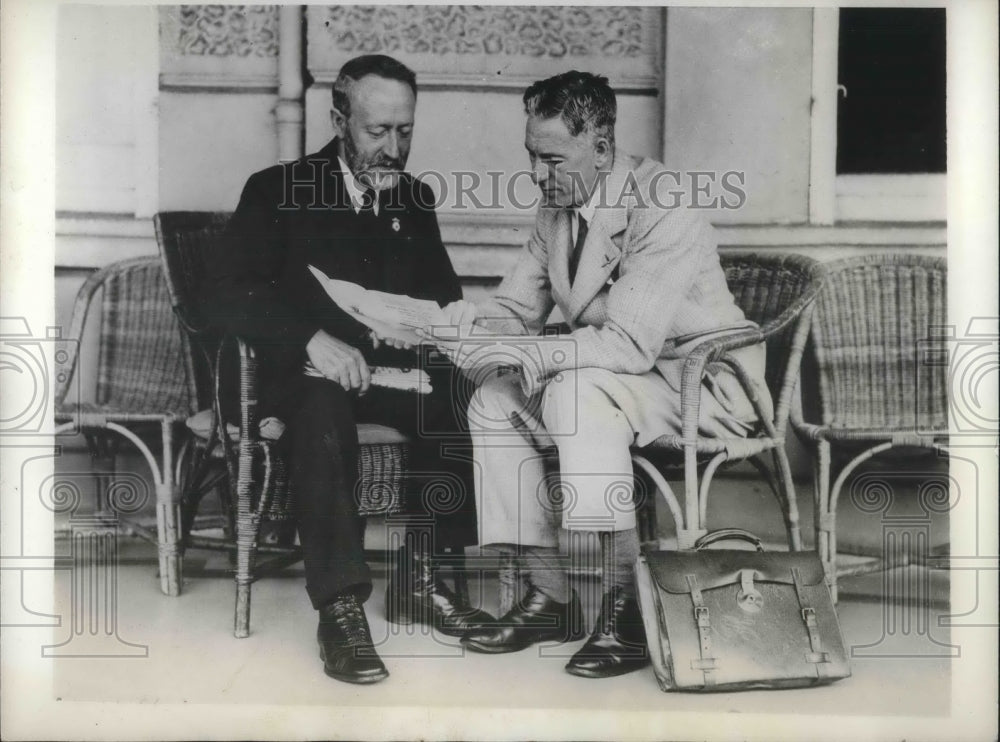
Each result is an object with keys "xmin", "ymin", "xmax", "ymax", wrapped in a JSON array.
[
  {"xmin": 810, "ymin": 254, "xmax": 947, "ymax": 432},
  {"xmin": 154, "ymin": 212, "xmax": 231, "ymax": 329},
  {"xmin": 154, "ymin": 212, "xmax": 232, "ymax": 409},
  {"xmin": 720, "ymin": 253, "xmax": 827, "ymax": 409},
  {"xmin": 90, "ymin": 257, "xmax": 198, "ymax": 417}
]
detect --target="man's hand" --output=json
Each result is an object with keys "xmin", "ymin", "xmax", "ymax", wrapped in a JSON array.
[
  {"xmin": 370, "ymin": 331, "xmax": 416, "ymax": 351},
  {"xmin": 306, "ymin": 329, "xmax": 371, "ymax": 394},
  {"xmin": 417, "ymin": 324, "xmax": 527, "ymax": 378},
  {"xmin": 440, "ymin": 299, "xmax": 477, "ymax": 327}
]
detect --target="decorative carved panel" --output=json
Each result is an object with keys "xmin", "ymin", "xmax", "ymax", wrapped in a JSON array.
[
  {"xmin": 307, "ymin": 5, "xmax": 662, "ymax": 90},
  {"xmin": 160, "ymin": 5, "xmax": 280, "ymax": 88},
  {"xmin": 176, "ymin": 5, "xmax": 279, "ymax": 57}
]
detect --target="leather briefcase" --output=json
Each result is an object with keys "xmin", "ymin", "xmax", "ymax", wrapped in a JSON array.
[{"xmin": 635, "ymin": 528, "xmax": 851, "ymax": 692}]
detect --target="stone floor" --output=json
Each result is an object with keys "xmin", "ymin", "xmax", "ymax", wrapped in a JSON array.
[{"xmin": 24, "ymin": 467, "xmax": 983, "ymax": 740}]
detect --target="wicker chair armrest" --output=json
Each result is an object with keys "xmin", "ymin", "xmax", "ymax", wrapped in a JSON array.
[
  {"xmin": 789, "ymin": 416, "xmax": 825, "ymax": 442},
  {"xmin": 685, "ymin": 328, "xmax": 766, "ymax": 366},
  {"xmin": 677, "ymin": 329, "xmax": 763, "ymax": 443}
]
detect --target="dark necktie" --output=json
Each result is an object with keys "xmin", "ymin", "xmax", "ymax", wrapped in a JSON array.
[
  {"xmin": 568, "ymin": 212, "xmax": 589, "ymax": 284},
  {"xmin": 359, "ymin": 186, "xmax": 377, "ymax": 215}
]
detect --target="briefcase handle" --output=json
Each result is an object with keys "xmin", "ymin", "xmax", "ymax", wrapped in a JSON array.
[{"xmin": 694, "ymin": 528, "xmax": 765, "ymax": 552}]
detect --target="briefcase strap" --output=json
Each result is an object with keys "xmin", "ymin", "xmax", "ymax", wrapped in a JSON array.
[
  {"xmin": 685, "ymin": 575, "xmax": 717, "ymax": 685},
  {"xmin": 792, "ymin": 567, "xmax": 831, "ymax": 673}
]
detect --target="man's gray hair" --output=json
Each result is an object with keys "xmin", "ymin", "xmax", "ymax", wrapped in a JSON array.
[{"xmin": 332, "ymin": 54, "xmax": 417, "ymax": 119}]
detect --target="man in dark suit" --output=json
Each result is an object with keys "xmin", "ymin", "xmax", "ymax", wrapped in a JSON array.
[{"xmin": 205, "ymin": 54, "xmax": 491, "ymax": 685}]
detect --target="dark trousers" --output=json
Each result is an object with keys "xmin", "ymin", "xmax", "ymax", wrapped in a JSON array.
[{"xmin": 273, "ymin": 367, "xmax": 478, "ymax": 609}]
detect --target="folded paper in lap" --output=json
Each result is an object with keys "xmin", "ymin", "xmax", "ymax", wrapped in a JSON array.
[
  {"xmin": 308, "ymin": 264, "xmax": 446, "ymax": 345},
  {"xmin": 303, "ymin": 361, "xmax": 432, "ymax": 394}
]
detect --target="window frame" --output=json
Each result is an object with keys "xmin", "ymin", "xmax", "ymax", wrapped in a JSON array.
[{"xmin": 809, "ymin": 8, "xmax": 946, "ymax": 225}]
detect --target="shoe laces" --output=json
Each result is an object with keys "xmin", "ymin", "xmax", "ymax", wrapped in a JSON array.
[
  {"xmin": 596, "ymin": 590, "xmax": 625, "ymax": 635},
  {"xmin": 331, "ymin": 597, "xmax": 373, "ymax": 645}
]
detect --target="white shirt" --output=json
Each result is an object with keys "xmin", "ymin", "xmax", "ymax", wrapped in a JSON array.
[{"xmin": 338, "ymin": 156, "xmax": 380, "ymax": 216}]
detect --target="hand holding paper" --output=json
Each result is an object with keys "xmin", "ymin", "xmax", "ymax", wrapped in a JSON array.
[
  {"xmin": 417, "ymin": 323, "xmax": 527, "ymax": 376},
  {"xmin": 308, "ymin": 265, "xmax": 447, "ymax": 345}
]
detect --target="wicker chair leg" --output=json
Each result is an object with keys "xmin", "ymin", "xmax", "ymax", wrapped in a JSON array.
[
  {"xmin": 215, "ymin": 468, "xmax": 236, "ymax": 541},
  {"xmin": 773, "ymin": 447, "xmax": 803, "ymax": 551},
  {"xmin": 176, "ymin": 442, "xmax": 201, "ymax": 548},
  {"xmin": 85, "ymin": 432, "xmax": 117, "ymax": 515},
  {"xmin": 636, "ymin": 489, "xmax": 658, "ymax": 551},
  {"xmin": 815, "ymin": 441, "xmax": 835, "ymax": 600},
  {"xmin": 155, "ymin": 481, "xmax": 183, "ymax": 596},
  {"xmin": 631, "ymin": 454, "xmax": 685, "ymax": 550},
  {"xmin": 680, "ymin": 446, "xmax": 705, "ymax": 549},
  {"xmin": 156, "ymin": 421, "xmax": 183, "ymax": 596},
  {"xmin": 95, "ymin": 472, "xmax": 111, "ymax": 516},
  {"xmin": 696, "ymin": 452, "xmax": 728, "ymax": 533},
  {"xmin": 235, "ymin": 580, "xmax": 252, "ymax": 639},
  {"xmin": 234, "ymin": 515, "xmax": 259, "ymax": 639}
]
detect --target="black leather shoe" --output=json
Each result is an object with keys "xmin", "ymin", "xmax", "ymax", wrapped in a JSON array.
[
  {"xmin": 565, "ymin": 586, "xmax": 650, "ymax": 679},
  {"xmin": 385, "ymin": 546, "xmax": 495, "ymax": 638},
  {"xmin": 461, "ymin": 586, "xmax": 585, "ymax": 654},
  {"xmin": 318, "ymin": 593, "xmax": 389, "ymax": 685}
]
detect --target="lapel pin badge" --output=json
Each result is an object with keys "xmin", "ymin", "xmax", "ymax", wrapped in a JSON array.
[{"xmin": 391, "ymin": 217, "xmax": 401, "ymax": 232}]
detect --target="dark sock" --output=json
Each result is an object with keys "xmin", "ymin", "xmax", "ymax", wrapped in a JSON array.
[
  {"xmin": 524, "ymin": 546, "xmax": 570, "ymax": 603},
  {"xmin": 601, "ymin": 528, "xmax": 641, "ymax": 599}
]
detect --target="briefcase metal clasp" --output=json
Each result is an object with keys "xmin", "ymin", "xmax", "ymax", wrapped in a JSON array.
[{"xmin": 736, "ymin": 569, "xmax": 763, "ymax": 613}]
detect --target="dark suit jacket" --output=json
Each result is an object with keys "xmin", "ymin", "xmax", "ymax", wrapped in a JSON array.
[{"xmin": 204, "ymin": 138, "xmax": 462, "ymax": 411}]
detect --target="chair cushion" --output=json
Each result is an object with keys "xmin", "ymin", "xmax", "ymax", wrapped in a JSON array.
[
  {"xmin": 357, "ymin": 423, "xmax": 412, "ymax": 445},
  {"xmin": 185, "ymin": 408, "xmax": 285, "ymax": 441},
  {"xmin": 185, "ymin": 409, "xmax": 411, "ymax": 446}
]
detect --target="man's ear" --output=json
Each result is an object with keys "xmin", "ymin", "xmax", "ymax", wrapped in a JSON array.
[
  {"xmin": 330, "ymin": 107, "xmax": 347, "ymax": 138},
  {"xmin": 593, "ymin": 136, "xmax": 612, "ymax": 169}
]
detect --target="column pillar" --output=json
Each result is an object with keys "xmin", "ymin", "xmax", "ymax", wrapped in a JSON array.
[{"xmin": 276, "ymin": 6, "xmax": 305, "ymax": 162}]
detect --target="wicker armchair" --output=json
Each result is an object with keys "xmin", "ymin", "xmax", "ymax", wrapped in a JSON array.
[
  {"xmin": 791, "ymin": 254, "xmax": 948, "ymax": 601},
  {"xmin": 54, "ymin": 256, "xmax": 201, "ymax": 597},
  {"xmin": 497, "ymin": 253, "xmax": 826, "ymax": 614},
  {"xmin": 154, "ymin": 211, "xmax": 418, "ymax": 638}
]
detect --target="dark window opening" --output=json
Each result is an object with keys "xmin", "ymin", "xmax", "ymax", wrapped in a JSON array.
[{"xmin": 836, "ymin": 8, "xmax": 946, "ymax": 174}]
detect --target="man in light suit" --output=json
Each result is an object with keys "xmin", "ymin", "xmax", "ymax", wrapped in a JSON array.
[{"xmin": 427, "ymin": 71, "xmax": 770, "ymax": 678}]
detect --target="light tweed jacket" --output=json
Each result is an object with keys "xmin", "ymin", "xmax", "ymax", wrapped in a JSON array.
[{"xmin": 477, "ymin": 153, "xmax": 757, "ymax": 385}]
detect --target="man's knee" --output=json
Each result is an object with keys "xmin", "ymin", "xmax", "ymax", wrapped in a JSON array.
[
  {"xmin": 541, "ymin": 368, "xmax": 628, "ymax": 435},
  {"xmin": 289, "ymin": 380, "xmax": 355, "ymax": 438},
  {"xmin": 467, "ymin": 373, "xmax": 524, "ymax": 432}
]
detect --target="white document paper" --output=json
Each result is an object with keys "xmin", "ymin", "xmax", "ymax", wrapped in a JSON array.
[
  {"xmin": 303, "ymin": 362, "xmax": 432, "ymax": 394},
  {"xmin": 308, "ymin": 265, "xmax": 446, "ymax": 344}
]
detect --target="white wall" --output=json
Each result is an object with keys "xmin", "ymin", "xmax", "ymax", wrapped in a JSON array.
[
  {"xmin": 56, "ymin": 5, "xmax": 157, "ymax": 216},
  {"xmin": 664, "ymin": 8, "xmax": 814, "ymax": 224}
]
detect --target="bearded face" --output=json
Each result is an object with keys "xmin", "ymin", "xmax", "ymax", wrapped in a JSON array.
[
  {"xmin": 341, "ymin": 124, "xmax": 407, "ymax": 191},
  {"xmin": 336, "ymin": 75, "xmax": 416, "ymax": 192}
]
